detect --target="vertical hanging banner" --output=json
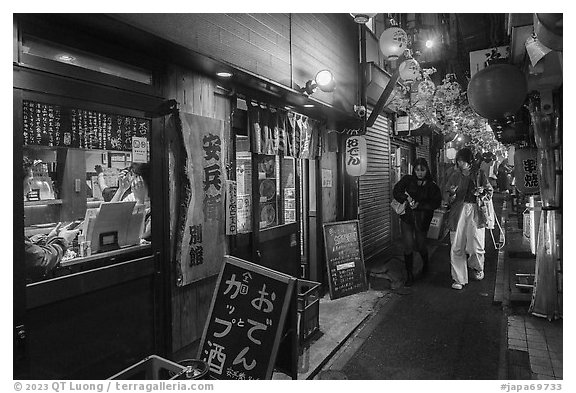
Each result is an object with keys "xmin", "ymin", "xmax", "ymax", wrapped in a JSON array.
[
  {"xmin": 514, "ymin": 148, "xmax": 540, "ymax": 194},
  {"xmin": 176, "ymin": 113, "xmax": 227, "ymax": 285},
  {"xmin": 345, "ymin": 135, "xmax": 367, "ymax": 176}
]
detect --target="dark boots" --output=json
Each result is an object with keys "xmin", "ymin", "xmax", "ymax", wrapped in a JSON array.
[{"xmin": 404, "ymin": 253, "xmax": 414, "ymax": 287}]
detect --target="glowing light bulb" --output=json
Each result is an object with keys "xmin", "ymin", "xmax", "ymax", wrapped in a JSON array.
[{"xmin": 425, "ymin": 40, "xmax": 434, "ymax": 49}]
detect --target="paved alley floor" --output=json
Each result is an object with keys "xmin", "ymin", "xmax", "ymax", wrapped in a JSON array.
[{"xmin": 319, "ymin": 230, "xmax": 505, "ymax": 379}]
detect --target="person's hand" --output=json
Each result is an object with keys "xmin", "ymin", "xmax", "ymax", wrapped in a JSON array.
[
  {"xmin": 118, "ymin": 169, "xmax": 132, "ymax": 192},
  {"xmin": 58, "ymin": 228, "xmax": 80, "ymax": 245},
  {"xmin": 47, "ymin": 222, "xmax": 62, "ymax": 239},
  {"xmin": 30, "ymin": 234, "xmax": 47, "ymax": 244},
  {"xmin": 131, "ymin": 175, "xmax": 147, "ymax": 204}
]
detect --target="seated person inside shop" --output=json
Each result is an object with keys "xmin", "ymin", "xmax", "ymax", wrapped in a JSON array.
[
  {"xmin": 23, "ymin": 157, "xmax": 80, "ymax": 281},
  {"xmin": 110, "ymin": 162, "xmax": 151, "ymax": 241}
]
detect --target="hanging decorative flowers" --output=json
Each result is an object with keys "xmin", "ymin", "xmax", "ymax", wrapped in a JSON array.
[
  {"xmin": 379, "ymin": 27, "xmax": 408, "ymax": 60},
  {"xmin": 385, "ymin": 67, "xmax": 507, "ymax": 156}
]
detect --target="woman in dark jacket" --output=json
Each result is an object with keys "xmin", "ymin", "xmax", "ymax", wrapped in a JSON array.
[{"xmin": 393, "ymin": 158, "xmax": 442, "ymax": 286}]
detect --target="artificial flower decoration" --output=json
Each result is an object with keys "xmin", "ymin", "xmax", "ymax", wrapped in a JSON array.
[{"xmin": 385, "ymin": 67, "xmax": 507, "ymax": 157}]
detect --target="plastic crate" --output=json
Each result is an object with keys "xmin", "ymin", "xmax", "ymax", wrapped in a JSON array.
[
  {"xmin": 108, "ymin": 355, "xmax": 187, "ymax": 380},
  {"xmin": 297, "ymin": 279, "xmax": 320, "ymax": 343}
]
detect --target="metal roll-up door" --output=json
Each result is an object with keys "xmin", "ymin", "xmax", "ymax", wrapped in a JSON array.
[{"xmin": 358, "ymin": 112, "xmax": 392, "ymax": 262}]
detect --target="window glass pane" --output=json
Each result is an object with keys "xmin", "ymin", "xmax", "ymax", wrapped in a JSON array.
[
  {"xmin": 22, "ymin": 100, "xmax": 152, "ymax": 284},
  {"xmin": 235, "ymin": 136, "xmax": 252, "ymax": 233},
  {"xmin": 22, "ymin": 35, "xmax": 153, "ymax": 85}
]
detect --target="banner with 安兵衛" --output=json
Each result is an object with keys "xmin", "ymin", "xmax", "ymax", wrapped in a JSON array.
[{"xmin": 175, "ymin": 113, "xmax": 227, "ymax": 286}]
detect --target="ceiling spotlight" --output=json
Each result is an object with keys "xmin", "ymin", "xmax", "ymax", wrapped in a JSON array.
[
  {"xmin": 216, "ymin": 71, "xmax": 233, "ymax": 78},
  {"xmin": 57, "ymin": 54, "xmax": 76, "ymax": 62},
  {"xmin": 350, "ymin": 13, "xmax": 377, "ymax": 24},
  {"xmin": 300, "ymin": 69, "xmax": 336, "ymax": 95},
  {"xmin": 425, "ymin": 39, "xmax": 434, "ymax": 49}
]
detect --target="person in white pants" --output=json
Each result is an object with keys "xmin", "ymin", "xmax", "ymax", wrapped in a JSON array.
[{"xmin": 444, "ymin": 147, "xmax": 493, "ymax": 290}]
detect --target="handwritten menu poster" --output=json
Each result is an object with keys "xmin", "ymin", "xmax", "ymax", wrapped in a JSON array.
[
  {"xmin": 198, "ymin": 256, "xmax": 295, "ymax": 380},
  {"xmin": 322, "ymin": 220, "xmax": 368, "ymax": 300},
  {"xmin": 22, "ymin": 100, "xmax": 149, "ymax": 151}
]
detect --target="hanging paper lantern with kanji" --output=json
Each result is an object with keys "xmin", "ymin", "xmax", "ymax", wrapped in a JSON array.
[
  {"xmin": 379, "ymin": 27, "xmax": 408, "ymax": 60},
  {"xmin": 399, "ymin": 58, "xmax": 421, "ymax": 84},
  {"xmin": 467, "ymin": 64, "xmax": 528, "ymax": 120}
]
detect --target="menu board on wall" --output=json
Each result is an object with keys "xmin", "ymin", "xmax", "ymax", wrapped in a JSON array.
[
  {"xmin": 198, "ymin": 256, "xmax": 295, "ymax": 380},
  {"xmin": 322, "ymin": 220, "xmax": 368, "ymax": 300},
  {"xmin": 22, "ymin": 100, "xmax": 150, "ymax": 151}
]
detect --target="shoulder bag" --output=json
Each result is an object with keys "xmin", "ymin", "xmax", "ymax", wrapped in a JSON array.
[{"xmin": 391, "ymin": 198, "xmax": 407, "ymax": 215}]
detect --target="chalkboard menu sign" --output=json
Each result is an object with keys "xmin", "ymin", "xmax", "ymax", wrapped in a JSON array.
[
  {"xmin": 198, "ymin": 256, "xmax": 296, "ymax": 380},
  {"xmin": 22, "ymin": 100, "xmax": 149, "ymax": 151},
  {"xmin": 323, "ymin": 220, "xmax": 368, "ymax": 300}
]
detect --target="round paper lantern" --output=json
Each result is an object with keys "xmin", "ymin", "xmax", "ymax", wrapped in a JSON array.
[
  {"xmin": 399, "ymin": 58, "xmax": 420, "ymax": 84},
  {"xmin": 535, "ymin": 13, "xmax": 562, "ymax": 51},
  {"xmin": 467, "ymin": 64, "xmax": 527, "ymax": 120},
  {"xmin": 417, "ymin": 79, "xmax": 436, "ymax": 98},
  {"xmin": 379, "ymin": 27, "xmax": 408, "ymax": 60},
  {"xmin": 443, "ymin": 131, "xmax": 457, "ymax": 142},
  {"xmin": 446, "ymin": 147, "xmax": 457, "ymax": 160}
]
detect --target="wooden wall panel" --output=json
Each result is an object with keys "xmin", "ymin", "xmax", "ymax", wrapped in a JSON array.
[{"xmin": 165, "ymin": 65, "xmax": 231, "ymax": 352}]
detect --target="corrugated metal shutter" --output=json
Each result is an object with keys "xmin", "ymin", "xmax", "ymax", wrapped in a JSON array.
[{"xmin": 358, "ymin": 112, "xmax": 392, "ymax": 262}]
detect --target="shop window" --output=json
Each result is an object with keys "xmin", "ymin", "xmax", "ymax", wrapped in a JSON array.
[
  {"xmin": 22, "ymin": 99, "xmax": 152, "ymax": 284},
  {"xmin": 234, "ymin": 127, "xmax": 298, "ymax": 232}
]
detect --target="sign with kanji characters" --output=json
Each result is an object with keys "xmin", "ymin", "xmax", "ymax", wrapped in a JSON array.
[
  {"xmin": 225, "ymin": 180, "xmax": 237, "ymax": 235},
  {"xmin": 345, "ymin": 136, "xmax": 367, "ymax": 176},
  {"xmin": 22, "ymin": 100, "xmax": 150, "ymax": 151},
  {"xmin": 176, "ymin": 113, "xmax": 227, "ymax": 285},
  {"xmin": 322, "ymin": 220, "xmax": 368, "ymax": 300},
  {"xmin": 514, "ymin": 148, "xmax": 540, "ymax": 194},
  {"xmin": 198, "ymin": 256, "xmax": 296, "ymax": 380}
]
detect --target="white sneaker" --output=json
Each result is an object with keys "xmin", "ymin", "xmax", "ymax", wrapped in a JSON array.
[
  {"xmin": 473, "ymin": 270, "xmax": 485, "ymax": 281},
  {"xmin": 451, "ymin": 282, "xmax": 463, "ymax": 290}
]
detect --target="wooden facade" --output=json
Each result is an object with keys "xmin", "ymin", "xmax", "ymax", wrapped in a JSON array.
[
  {"xmin": 14, "ymin": 13, "xmax": 364, "ymax": 374},
  {"xmin": 109, "ymin": 14, "xmax": 360, "ymax": 353}
]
